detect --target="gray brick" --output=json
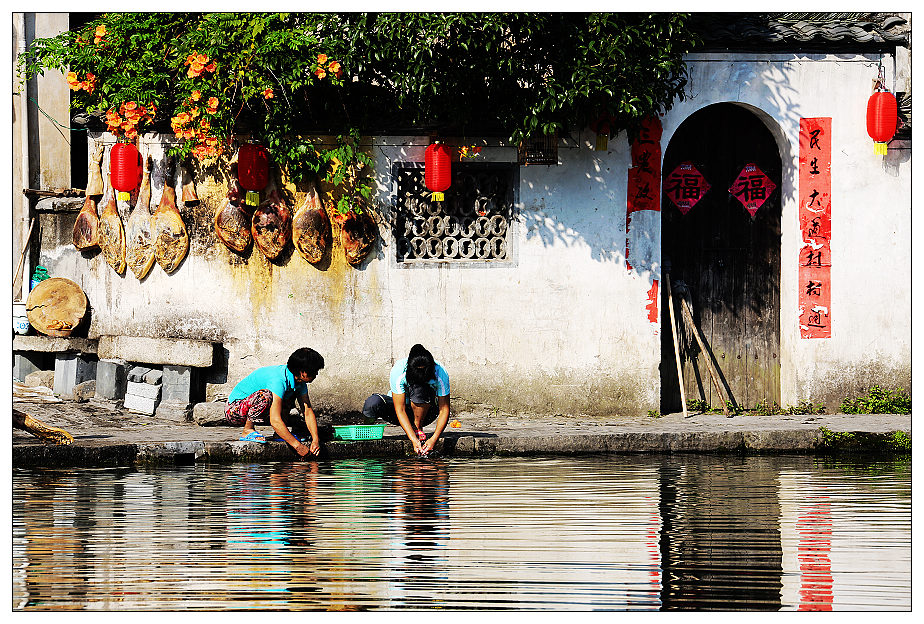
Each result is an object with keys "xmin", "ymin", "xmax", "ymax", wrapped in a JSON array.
[
  {"xmin": 124, "ymin": 392, "xmax": 158, "ymax": 414},
  {"xmin": 53, "ymin": 354, "xmax": 97, "ymax": 397},
  {"xmin": 128, "ymin": 366, "xmax": 152, "ymax": 382},
  {"xmin": 126, "ymin": 381, "xmax": 161, "ymax": 400},
  {"xmin": 143, "ymin": 369, "xmax": 163, "ymax": 385},
  {"xmin": 96, "ymin": 359, "xmax": 127, "ymax": 400},
  {"xmin": 162, "ymin": 365, "xmax": 193, "ymax": 402},
  {"xmin": 13, "ymin": 353, "xmax": 43, "ymax": 382}
]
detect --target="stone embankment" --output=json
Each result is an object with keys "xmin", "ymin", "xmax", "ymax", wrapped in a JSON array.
[{"xmin": 12, "ymin": 399, "xmax": 911, "ymax": 467}]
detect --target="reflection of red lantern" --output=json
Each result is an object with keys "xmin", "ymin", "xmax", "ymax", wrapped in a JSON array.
[
  {"xmin": 867, "ymin": 90, "xmax": 898, "ymax": 155},
  {"xmin": 110, "ymin": 142, "xmax": 141, "ymax": 199},
  {"xmin": 239, "ymin": 143, "xmax": 270, "ymax": 205},
  {"xmin": 425, "ymin": 143, "xmax": 451, "ymax": 193}
]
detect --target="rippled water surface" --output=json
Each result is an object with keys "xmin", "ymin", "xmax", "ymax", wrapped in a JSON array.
[{"xmin": 13, "ymin": 455, "xmax": 910, "ymax": 611}]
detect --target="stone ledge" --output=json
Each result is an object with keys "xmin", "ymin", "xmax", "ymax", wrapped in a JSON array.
[
  {"xmin": 12, "ymin": 428, "xmax": 911, "ymax": 468},
  {"xmin": 13, "ymin": 335, "xmax": 98, "ymax": 354},
  {"xmin": 97, "ymin": 335, "xmax": 215, "ymax": 367}
]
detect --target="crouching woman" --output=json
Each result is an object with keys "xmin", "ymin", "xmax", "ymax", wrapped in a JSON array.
[
  {"xmin": 226, "ymin": 347, "xmax": 324, "ymax": 457},
  {"xmin": 363, "ymin": 344, "xmax": 450, "ymax": 456}
]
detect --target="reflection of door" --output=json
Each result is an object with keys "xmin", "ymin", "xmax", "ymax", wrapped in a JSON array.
[
  {"xmin": 658, "ymin": 456, "xmax": 784, "ymax": 609},
  {"xmin": 661, "ymin": 104, "xmax": 781, "ymax": 413}
]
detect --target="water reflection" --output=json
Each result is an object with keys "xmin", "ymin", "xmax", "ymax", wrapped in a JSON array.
[
  {"xmin": 658, "ymin": 457, "xmax": 783, "ymax": 610},
  {"xmin": 12, "ymin": 455, "xmax": 910, "ymax": 611}
]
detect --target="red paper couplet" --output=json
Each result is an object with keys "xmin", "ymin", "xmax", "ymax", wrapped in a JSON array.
[
  {"xmin": 728, "ymin": 163, "xmax": 777, "ymax": 217},
  {"xmin": 625, "ymin": 115, "xmax": 662, "ymax": 322},
  {"xmin": 627, "ymin": 167, "xmax": 659, "ymax": 214},
  {"xmin": 664, "ymin": 161, "xmax": 710, "ymax": 214},
  {"xmin": 798, "ymin": 118, "xmax": 832, "ymax": 339}
]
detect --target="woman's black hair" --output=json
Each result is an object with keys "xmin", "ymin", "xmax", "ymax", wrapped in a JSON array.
[
  {"xmin": 405, "ymin": 343, "xmax": 435, "ymax": 385},
  {"xmin": 287, "ymin": 347, "xmax": 325, "ymax": 377}
]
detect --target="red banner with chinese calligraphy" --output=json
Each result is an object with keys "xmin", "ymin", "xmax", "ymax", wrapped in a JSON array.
[
  {"xmin": 799, "ymin": 118, "xmax": 832, "ymax": 338},
  {"xmin": 729, "ymin": 163, "xmax": 777, "ymax": 218},
  {"xmin": 626, "ymin": 116, "xmax": 662, "ymax": 323},
  {"xmin": 627, "ymin": 167, "xmax": 659, "ymax": 213}
]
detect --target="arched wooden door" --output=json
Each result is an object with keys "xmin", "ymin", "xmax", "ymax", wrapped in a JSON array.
[{"xmin": 660, "ymin": 104, "xmax": 781, "ymax": 413}]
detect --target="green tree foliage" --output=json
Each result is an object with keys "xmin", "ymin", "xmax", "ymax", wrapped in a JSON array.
[
  {"xmin": 326, "ymin": 12, "xmax": 698, "ymax": 140},
  {"xmin": 18, "ymin": 12, "xmax": 699, "ymax": 205}
]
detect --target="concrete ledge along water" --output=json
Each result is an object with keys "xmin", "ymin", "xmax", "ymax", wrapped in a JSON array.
[{"xmin": 12, "ymin": 398, "xmax": 911, "ymax": 467}]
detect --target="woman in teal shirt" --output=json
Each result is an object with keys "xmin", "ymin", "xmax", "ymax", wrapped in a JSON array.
[
  {"xmin": 362, "ymin": 344, "xmax": 450, "ymax": 456},
  {"xmin": 226, "ymin": 347, "xmax": 324, "ymax": 456}
]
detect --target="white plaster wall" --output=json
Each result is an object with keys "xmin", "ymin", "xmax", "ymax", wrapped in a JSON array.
[
  {"xmin": 371, "ymin": 135, "xmax": 659, "ymax": 415},
  {"xmin": 665, "ymin": 53, "xmax": 911, "ymax": 405},
  {"xmin": 31, "ymin": 51, "xmax": 910, "ymax": 416}
]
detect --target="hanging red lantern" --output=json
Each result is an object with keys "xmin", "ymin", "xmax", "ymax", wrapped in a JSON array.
[
  {"xmin": 425, "ymin": 142, "xmax": 452, "ymax": 196},
  {"xmin": 238, "ymin": 143, "xmax": 270, "ymax": 205},
  {"xmin": 110, "ymin": 142, "xmax": 141, "ymax": 200},
  {"xmin": 866, "ymin": 90, "xmax": 898, "ymax": 155}
]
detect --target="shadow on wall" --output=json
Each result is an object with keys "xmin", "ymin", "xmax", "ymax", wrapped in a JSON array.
[
  {"xmin": 679, "ymin": 59, "xmax": 802, "ymax": 208},
  {"xmin": 517, "ymin": 135, "xmax": 650, "ymax": 273}
]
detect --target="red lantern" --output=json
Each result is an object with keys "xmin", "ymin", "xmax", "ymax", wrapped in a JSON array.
[
  {"xmin": 425, "ymin": 143, "xmax": 452, "ymax": 193},
  {"xmin": 866, "ymin": 90, "xmax": 898, "ymax": 155},
  {"xmin": 238, "ymin": 143, "xmax": 270, "ymax": 205},
  {"xmin": 110, "ymin": 142, "xmax": 141, "ymax": 199}
]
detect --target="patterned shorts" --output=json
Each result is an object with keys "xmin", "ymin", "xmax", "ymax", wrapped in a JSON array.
[{"xmin": 225, "ymin": 389, "xmax": 274, "ymax": 427}]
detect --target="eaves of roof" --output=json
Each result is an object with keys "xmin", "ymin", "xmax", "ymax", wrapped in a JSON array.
[{"xmin": 690, "ymin": 12, "xmax": 910, "ymax": 53}]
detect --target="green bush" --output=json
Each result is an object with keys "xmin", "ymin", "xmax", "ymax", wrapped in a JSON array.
[
  {"xmin": 841, "ymin": 385, "xmax": 911, "ymax": 414},
  {"xmin": 686, "ymin": 399, "xmax": 708, "ymax": 412}
]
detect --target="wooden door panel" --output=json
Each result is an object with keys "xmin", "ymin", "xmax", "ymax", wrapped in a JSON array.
[{"xmin": 661, "ymin": 104, "xmax": 781, "ymax": 412}]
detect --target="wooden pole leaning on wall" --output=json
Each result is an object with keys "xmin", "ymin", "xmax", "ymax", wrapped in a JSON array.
[
  {"xmin": 674, "ymin": 281, "xmax": 734, "ymax": 417},
  {"xmin": 13, "ymin": 218, "xmax": 36, "ymax": 291},
  {"xmin": 664, "ymin": 273, "xmax": 688, "ymax": 417}
]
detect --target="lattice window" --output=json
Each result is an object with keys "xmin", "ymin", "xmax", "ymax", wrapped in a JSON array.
[{"xmin": 394, "ymin": 163, "xmax": 517, "ymax": 263}]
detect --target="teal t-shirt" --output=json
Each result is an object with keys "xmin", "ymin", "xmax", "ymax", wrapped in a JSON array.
[{"xmin": 229, "ymin": 364, "xmax": 307, "ymax": 403}]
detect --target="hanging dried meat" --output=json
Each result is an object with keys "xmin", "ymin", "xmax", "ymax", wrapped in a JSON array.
[
  {"xmin": 125, "ymin": 153, "xmax": 156, "ymax": 279},
  {"xmin": 73, "ymin": 194, "xmax": 100, "ymax": 250},
  {"xmin": 98, "ymin": 180, "xmax": 127, "ymax": 275},
  {"xmin": 152, "ymin": 156, "xmax": 189, "ymax": 274},
  {"xmin": 292, "ymin": 185, "xmax": 331, "ymax": 264},
  {"xmin": 251, "ymin": 177, "xmax": 291, "ymax": 260},
  {"xmin": 86, "ymin": 143, "xmax": 105, "ymax": 197},
  {"xmin": 341, "ymin": 210, "xmax": 377, "ymax": 266},
  {"xmin": 214, "ymin": 179, "xmax": 252, "ymax": 253},
  {"xmin": 73, "ymin": 143, "xmax": 105, "ymax": 251},
  {"xmin": 180, "ymin": 159, "xmax": 199, "ymax": 205}
]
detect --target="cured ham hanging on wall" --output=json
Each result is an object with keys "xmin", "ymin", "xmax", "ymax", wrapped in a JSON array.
[
  {"xmin": 214, "ymin": 174, "xmax": 252, "ymax": 253},
  {"xmin": 251, "ymin": 175, "xmax": 292, "ymax": 260},
  {"xmin": 74, "ymin": 144, "xmax": 104, "ymax": 250},
  {"xmin": 292, "ymin": 184, "xmax": 331, "ymax": 264},
  {"xmin": 340, "ymin": 210, "xmax": 377, "ymax": 266},
  {"xmin": 125, "ymin": 153, "xmax": 156, "ymax": 279},
  {"xmin": 86, "ymin": 143, "xmax": 105, "ymax": 197},
  {"xmin": 180, "ymin": 159, "xmax": 199, "ymax": 205},
  {"xmin": 152, "ymin": 156, "xmax": 189, "ymax": 273},
  {"xmin": 73, "ymin": 194, "xmax": 100, "ymax": 251},
  {"xmin": 98, "ymin": 173, "xmax": 127, "ymax": 275}
]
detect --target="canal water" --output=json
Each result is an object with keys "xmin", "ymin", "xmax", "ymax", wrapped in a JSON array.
[{"xmin": 13, "ymin": 454, "xmax": 910, "ymax": 611}]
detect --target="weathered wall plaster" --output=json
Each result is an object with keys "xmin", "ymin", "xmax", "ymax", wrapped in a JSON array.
[{"xmin": 29, "ymin": 51, "xmax": 910, "ymax": 416}]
